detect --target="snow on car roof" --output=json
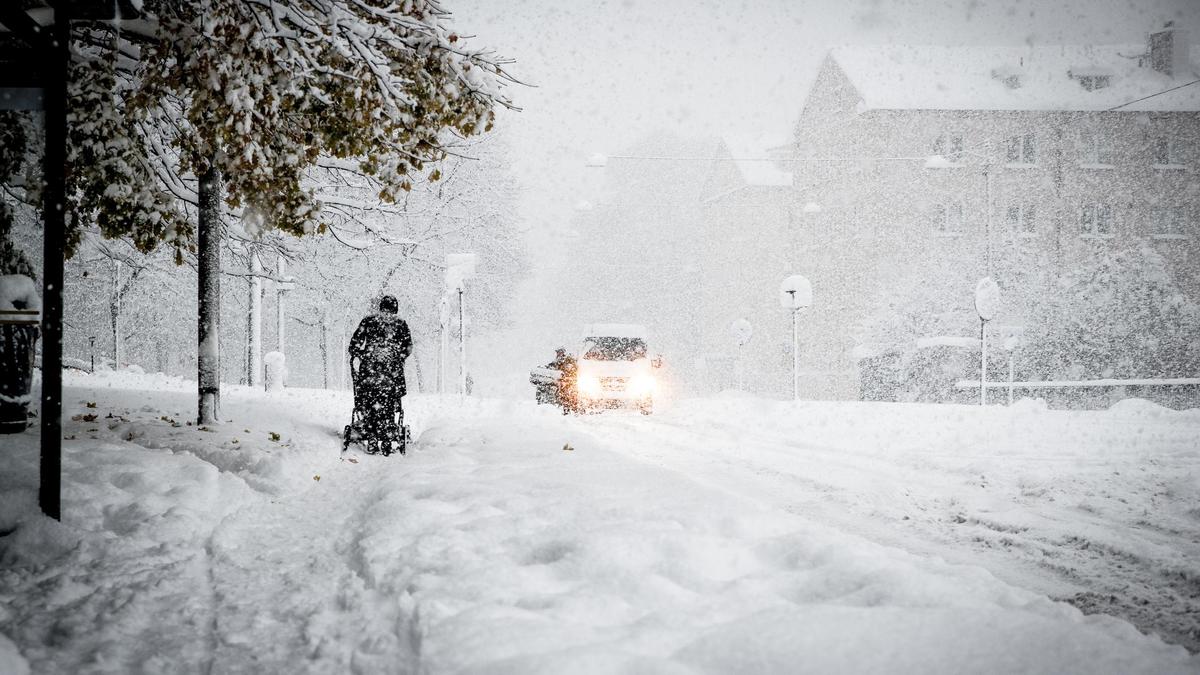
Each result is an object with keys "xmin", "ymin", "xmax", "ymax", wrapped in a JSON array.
[
  {"xmin": 582, "ymin": 323, "xmax": 649, "ymax": 339},
  {"xmin": 829, "ymin": 44, "xmax": 1200, "ymax": 112}
]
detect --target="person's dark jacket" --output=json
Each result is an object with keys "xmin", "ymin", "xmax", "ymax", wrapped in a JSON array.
[{"xmin": 349, "ymin": 313, "xmax": 413, "ymax": 395}]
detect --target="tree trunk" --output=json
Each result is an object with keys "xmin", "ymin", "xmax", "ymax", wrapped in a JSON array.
[
  {"xmin": 320, "ymin": 321, "xmax": 329, "ymax": 390},
  {"xmin": 197, "ymin": 165, "xmax": 222, "ymax": 424},
  {"xmin": 110, "ymin": 259, "xmax": 121, "ymax": 368},
  {"xmin": 247, "ymin": 251, "xmax": 262, "ymax": 387}
]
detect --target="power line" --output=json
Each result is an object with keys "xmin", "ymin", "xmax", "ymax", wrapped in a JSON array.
[{"xmin": 1106, "ymin": 78, "xmax": 1200, "ymax": 111}]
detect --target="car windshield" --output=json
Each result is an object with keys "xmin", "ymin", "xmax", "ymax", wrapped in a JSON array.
[{"xmin": 582, "ymin": 337, "xmax": 647, "ymax": 361}]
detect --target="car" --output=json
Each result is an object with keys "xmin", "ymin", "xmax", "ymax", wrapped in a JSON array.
[{"xmin": 574, "ymin": 323, "xmax": 661, "ymax": 414}]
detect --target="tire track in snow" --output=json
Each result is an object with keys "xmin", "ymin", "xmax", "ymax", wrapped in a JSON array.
[{"xmin": 577, "ymin": 409, "xmax": 1200, "ymax": 652}]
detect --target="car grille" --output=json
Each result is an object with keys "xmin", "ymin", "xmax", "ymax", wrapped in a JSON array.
[{"xmin": 601, "ymin": 377, "xmax": 627, "ymax": 392}]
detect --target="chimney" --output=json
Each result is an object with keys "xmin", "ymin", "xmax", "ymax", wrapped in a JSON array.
[{"xmin": 1149, "ymin": 23, "xmax": 1190, "ymax": 77}]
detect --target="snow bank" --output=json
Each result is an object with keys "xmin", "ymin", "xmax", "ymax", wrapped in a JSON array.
[
  {"xmin": 3, "ymin": 378, "xmax": 1196, "ymax": 672},
  {"xmin": 65, "ymin": 366, "xmax": 190, "ymax": 392}
]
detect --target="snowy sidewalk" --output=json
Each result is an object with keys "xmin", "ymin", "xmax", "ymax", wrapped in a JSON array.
[{"xmin": 1, "ymin": 373, "xmax": 1197, "ymax": 673}]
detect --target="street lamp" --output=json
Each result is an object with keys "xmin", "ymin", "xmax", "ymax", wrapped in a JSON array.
[
  {"xmin": 974, "ymin": 276, "xmax": 1001, "ymax": 406},
  {"xmin": 445, "ymin": 253, "xmax": 477, "ymax": 396},
  {"xmin": 779, "ymin": 274, "xmax": 813, "ymax": 400}
]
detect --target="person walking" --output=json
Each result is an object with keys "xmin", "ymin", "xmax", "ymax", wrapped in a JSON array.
[{"xmin": 348, "ymin": 295, "xmax": 412, "ymax": 454}]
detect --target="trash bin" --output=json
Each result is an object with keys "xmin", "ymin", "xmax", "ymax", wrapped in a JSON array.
[
  {"xmin": 0, "ymin": 309, "xmax": 39, "ymax": 434},
  {"xmin": 0, "ymin": 274, "xmax": 41, "ymax": 434}
]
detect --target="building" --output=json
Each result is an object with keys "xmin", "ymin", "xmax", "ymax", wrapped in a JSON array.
[
  {"xmin": 564, "ymin": 26, "xmax": 1199, "ymax": 402},
  {"xmin": 765, "ymin": 25, "xmax": 1200, "ymax": 400}
]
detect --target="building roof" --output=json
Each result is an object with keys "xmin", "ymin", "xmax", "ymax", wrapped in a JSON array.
[{"xmin": 829, "ymin": 44, "xmax": 1200, "ymax": 112}]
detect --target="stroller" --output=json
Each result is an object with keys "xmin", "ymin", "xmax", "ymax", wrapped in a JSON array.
[{"xmin": 343, "ymin": 358, "xmax": 410, "ymax": 456}]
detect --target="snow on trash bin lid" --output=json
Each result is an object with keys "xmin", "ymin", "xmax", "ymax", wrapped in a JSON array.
[{"xmin": 0, "ymin": 275, "xmax": 41, "ymax": 323}]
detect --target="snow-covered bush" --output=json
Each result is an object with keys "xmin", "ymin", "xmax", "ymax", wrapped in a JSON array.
[{"xmin": 1022, "ymin": 243, "xmax": 1200, "ymax": 382}]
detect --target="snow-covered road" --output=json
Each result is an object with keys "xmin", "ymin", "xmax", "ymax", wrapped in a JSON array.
[
  {"xmin": 1, "ymin": 371, "xmax": 1197, "ymax": 673},
  {"xmin": 581, "ymin": 397, "xmax": 1200, "ymax": 653}
]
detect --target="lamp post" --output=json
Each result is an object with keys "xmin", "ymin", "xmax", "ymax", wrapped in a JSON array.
[
  {"xmin": 779, "ymin": 275, "xmax": 813, "ymax": 400},
  {"xmin": 974, "ymin": 277, "xmax": 1001, "ymax": 406},
  {"xmin": 445, "ymin": 253, "xmax": 477, "ymax": 396}
]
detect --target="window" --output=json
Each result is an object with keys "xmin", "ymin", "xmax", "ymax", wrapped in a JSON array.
[
  {"xmin": 1081, "ymin": 202, "xmax": 1113, "ymax": 236},
  {"xmin": 932, "ymin": 201, "xmax": 965, "ymax": 235},
  {"xmin": 1069, "ymin": 68, "xmax": 1113, "ymax": 91},
  {"xmin": 1152, "ymin": 136, "xmax": 1183, "ymax": 166},
  {"xmin": 582, "ymin": 337, "xmax": 648, "ymax": 361},
  {"xmin": 1006, "ymin": 202, "xmax": 1037, "ymax": 235},
  {"xmin": 1005, "ymin": 133, "xmax": 1036, "ymax": 164},
  {"xmin": 932, "ymin": 134, "xmax": 963, "ymax": 163},
  {"xmin": 1151, "ymin": 207, "xmax": 1188, "ymax": 238},
  {"xmin": 1078, "ymin": 75, "xmax": 1110, "ymax": 91},
  {"xmin": 1079, "ymin": 130, "xmax": 1113, "ymax": 165}
]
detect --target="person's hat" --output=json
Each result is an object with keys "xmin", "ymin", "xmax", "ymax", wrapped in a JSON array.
[{"xmin": 379, "ymin": 295, "xmax": 399, "ymax": 314}]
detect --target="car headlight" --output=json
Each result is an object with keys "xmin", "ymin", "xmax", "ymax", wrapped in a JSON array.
[
  {"xmin": 577, "ymin": 374, "xmax": 601, "ymax": 396},
  {"xmin": 629, "ymin": 374, "xmax": 656, "ymax": 396}
]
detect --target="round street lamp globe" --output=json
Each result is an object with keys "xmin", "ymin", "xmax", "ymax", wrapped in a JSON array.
[
  {"xmin": 779, "ymin": 274, "xmax": 813, "ymax": 310},
  {"xmin": 974, "ymin": 277, "xmax": 1001, "ymax": 321}
]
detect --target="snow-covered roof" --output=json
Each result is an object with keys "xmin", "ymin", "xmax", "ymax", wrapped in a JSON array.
[{"xmin": 829, "ymin": 44, "xmax": 1200, "ymax": 112}]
